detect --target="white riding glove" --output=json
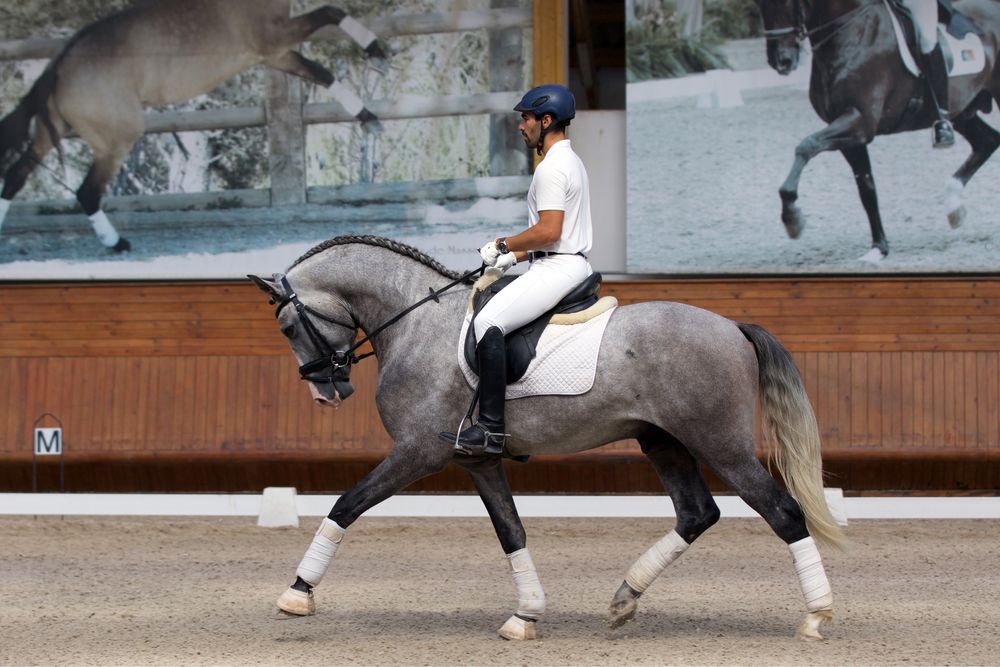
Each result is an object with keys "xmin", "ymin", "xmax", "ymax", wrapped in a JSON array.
[
  {"xmin": 494, "ymin": 252, "xmax": 517, "ymax": 272},
  {"xmin": 480, "ymin": 240, "xmax": 501, "ymax": 266}
]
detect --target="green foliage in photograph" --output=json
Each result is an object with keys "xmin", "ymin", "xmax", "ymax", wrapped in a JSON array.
[{"xmin": 628, "ymin": 0, "xmax": 762, "ymax": 81}]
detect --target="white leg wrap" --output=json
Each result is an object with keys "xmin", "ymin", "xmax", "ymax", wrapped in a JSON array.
[
  {"xmin": 89, "ymin": 210, "xmax": 120, "ymax": 247},
  {"xmin": 295, "ymin": 518, "xmax": 346, "ymax": 587},
  {"xmin": 625, "ymin": 529, "xmax": 689, "ymax": 594},
  {"xmin": 507, "ymin": 548, "xmax": 545, "ymax": 619},
  {"xmin": 789, "ymin": 536, "xmax": 833, "ymax": 612},
  {"xmin": 339, "ymin": 16, "xmax": 377, "ymax": 49},
  {"xmin": 0, "ymin": 198, "xmax": 10, "ymax": 233},
  {"xmin": 944, "ymin": 177, "xmax": 964, "ymax": 213},
  {"xmin": 329, "ymin": 81, "xmax": 365, "ymax": 118}
]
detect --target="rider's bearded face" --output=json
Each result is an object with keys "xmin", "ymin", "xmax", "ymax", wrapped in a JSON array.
[{"xmin": 519, "ymin": 112, "xmax": 543, "ymax": 147}]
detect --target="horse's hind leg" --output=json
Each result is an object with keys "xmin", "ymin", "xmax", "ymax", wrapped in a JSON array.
[
  {"xmin": 707, "ymin": 451, "xmax": 834, "ymax": 641},
  {"xmin": 458, "ymin": 456, "xmax": 543, "ymax": 641},
  {"xmin": 840, "ymin": 145, "xmax": 889, "ymax": 262},
  {"xmin": 0, "ymin": 118, "xmax": 62, "ymax": 236},
  {"xmin": 944, "ymin": 114, "xmax": 1000, "ymax": 228},
  {"xmin": 608, "ymin": 429, "xmax": 720, "ymax": 630}
]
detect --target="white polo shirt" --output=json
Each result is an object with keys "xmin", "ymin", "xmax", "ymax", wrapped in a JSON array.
[{"xmin": 527, "ymin": 139, "xmax": 593, "ymax": 255}]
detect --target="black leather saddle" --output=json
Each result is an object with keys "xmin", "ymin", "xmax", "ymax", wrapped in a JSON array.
[{"xmin": 464, "ymin": 272, "xmax": 603, "ymax": 383}]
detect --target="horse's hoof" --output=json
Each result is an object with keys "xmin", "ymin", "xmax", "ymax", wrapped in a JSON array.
[
  {"xmin": 796, "ymin": 609, "xmax": 833, "ymax": 641},
  {"xmin": 497, "ymin": 615, "xmax": 537, "ymax": 640},
  {"xmin": 607, "ymin": 597, "xmax": 638, "ymax": 629},
  {"xmin": 858, "ymin": 247, "xmax": 885, "ymax": 264},
  {"xmin": 947, "ymin": 205, "xmax": 966, "ymax": 229},
  {"xmin": 608, "ymin": 583, "xmax": 639, "ymax": 629},
  {"xmin": 111, "ymin": 237, "xmax": 131, "ymax": 253},
  {"xmin": 276, "ymin": 586, "xmax": 315, "ymax": 616},
  {"xmin": 781, "ymin": 207, "xmax": 804, "ymax": 239}
]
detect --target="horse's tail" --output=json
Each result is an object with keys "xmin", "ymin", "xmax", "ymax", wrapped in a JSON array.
[
  {"xmin": 0, "ymin": 66, "xmax": 59, "ymax": 167},
  {"xmin": 738, "ymin": 322, "xmax": 845, "ymax": 550}
]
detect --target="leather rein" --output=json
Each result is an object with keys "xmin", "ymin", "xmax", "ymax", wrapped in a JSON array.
[
  {"xmin": 762, "ymin": 0, "xmax": 877, "ymax": 51},
  {"xmin": 274, "ymin": 265, "xmax": 486, "ymax": 389}
]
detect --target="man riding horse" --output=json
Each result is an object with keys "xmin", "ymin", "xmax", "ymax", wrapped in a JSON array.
[
  {"xmin": 902, "ymin": 0, "xmax": 955, "ymax": 147},
  {"xmin": 439, "ymin": 83, "xmax": 594, "ymax": 457}
]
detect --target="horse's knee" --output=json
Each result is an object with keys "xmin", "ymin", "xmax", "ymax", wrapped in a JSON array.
[{"xmin": 676, "ymin": 502, "xmax": 720, "ymax": 543}]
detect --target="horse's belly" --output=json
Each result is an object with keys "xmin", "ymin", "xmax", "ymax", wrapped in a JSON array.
[{"xmin": 137, "ymin": 55, "xmax": 261, "ymax": 106}]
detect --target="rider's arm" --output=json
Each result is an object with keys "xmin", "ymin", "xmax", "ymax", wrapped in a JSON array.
[{"xmin": 497, "ymin": 209, "xmax": 564, "ymax": 257}]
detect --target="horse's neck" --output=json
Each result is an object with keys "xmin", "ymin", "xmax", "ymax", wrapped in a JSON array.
[
  {"xmin": 807, "ymin": 0, "xmax": 864, "ymax": 29},
  {"xmin": 298, "ymin": 249, "xmax": 462, "ymax": 360}
]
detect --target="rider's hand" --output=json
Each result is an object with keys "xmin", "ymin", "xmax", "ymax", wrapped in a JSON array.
[
  {"xmin": 479, "ymin": 240, "xmax": 501, "ymax": 266},
  {"xmin": 494, "ymin": 252, "xmax": 517, "ymax": 272}
]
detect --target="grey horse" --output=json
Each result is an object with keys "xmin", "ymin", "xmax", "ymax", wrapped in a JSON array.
[{"xmin": 249, "ymin": 235, "xmax": 845, "ymax": 641}]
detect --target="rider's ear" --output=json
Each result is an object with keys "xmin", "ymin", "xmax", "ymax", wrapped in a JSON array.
[{"xmin": 248, "ymin": 273, "xmax": 282, "ymax": 304}]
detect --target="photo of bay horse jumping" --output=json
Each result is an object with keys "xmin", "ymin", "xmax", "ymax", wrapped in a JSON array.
[
  {"xmin": 0, "ymin": 0, "xmax": 386, "ymax": 252},
  {"xmin": 758, "ymin": 0, "xmax": 1000, "ymax": 261},
  {"xmin": 249, "ymin": 235, "xmax": 845, "ymax": 641}
]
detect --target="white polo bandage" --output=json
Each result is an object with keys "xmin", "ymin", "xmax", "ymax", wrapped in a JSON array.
[
  {"xmin": 625, "ymin": 529, "xmax": 689, "ymax": 593},
  {"xmin": 339, "ymin": 16, "xmax": 377, "ymax": 49},
  {"xmin": 296, "ymin": 518, "xmax": 346, "ymax": 587},
  {"xmin": 507, "ymin": 548, "xmax": 545, "ymax": 619},
  {"xmin": 89, "ymin": 210, "xmax": 120, "ymax": 247},
  {"xmin": 789, "ymin": 536, "xmax": 833, "ymax": 612},
  {"xmin": 0, "ymin": 198, "xmax": 11, "ymax": 230},
  {"xmin": 329, "ymin": 81, "xmax": 365, "ymax": 117}
]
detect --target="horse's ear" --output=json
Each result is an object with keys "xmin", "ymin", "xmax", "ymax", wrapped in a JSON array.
[{"xmin": 247, "ymin": 274, "xmax": 282, "ymax": 303}]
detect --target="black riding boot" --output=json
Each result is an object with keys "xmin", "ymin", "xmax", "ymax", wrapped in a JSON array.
[
  {"xmin": 439, "ymin": 326, "xmax": 507, "ymax": 456},
  {"xmin": 923, "ymin": 44, "xmax": 954, "ymax": 148}
]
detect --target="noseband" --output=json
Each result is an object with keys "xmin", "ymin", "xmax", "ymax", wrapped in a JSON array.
[
  {"xmin": 762, "ymin": 0, "xmax": 807, "ymax": 43},
  {"xmin": 273, "ymin": 265, "xmax": 486, "ymax": 396}
]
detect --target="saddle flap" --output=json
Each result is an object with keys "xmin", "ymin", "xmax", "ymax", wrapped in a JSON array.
[{"xmin": 464, "ymin": 272, "xmax": 603, "ymax": 383}]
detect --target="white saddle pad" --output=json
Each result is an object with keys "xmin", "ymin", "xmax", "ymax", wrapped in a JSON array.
[
  {"xmin": 457, "ymin": 306, "xmax": 616, "ymax": 400},
  {"xmin": 885, "ymin": 0, "xmax": 985, "ymax": 78}
]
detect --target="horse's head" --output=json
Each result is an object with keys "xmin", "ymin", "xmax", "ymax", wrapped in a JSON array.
[
  {"xmin": 757, "ymin": 0, "xmax": 805, "ymax": 75},
  {"xmin": 249, "ymin": 272, "xmax": 359, "ymax": 409}
]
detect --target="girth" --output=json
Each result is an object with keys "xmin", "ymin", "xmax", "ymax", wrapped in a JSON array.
[{"xmin": 464, "ymin": 272, "xmax": 602, "ymax": 383}]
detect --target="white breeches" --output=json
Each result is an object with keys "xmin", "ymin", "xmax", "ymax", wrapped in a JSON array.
[
  {"xmin": 473, "ymin": 254, "xmax": 592, "ymax": 342},
  {"xmin": 901, "ymin": 0, "xmax": 940, "ymax": 53}
]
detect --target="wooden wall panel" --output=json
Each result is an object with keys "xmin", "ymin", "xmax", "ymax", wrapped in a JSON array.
[{"xmin": 1, "ymin": 277, "xmax": 998, "ymax": 493}]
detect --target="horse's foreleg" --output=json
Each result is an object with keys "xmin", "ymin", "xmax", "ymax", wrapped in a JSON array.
[
  {"xmin": 947, "ymin": 115, "xmax": 1000, "ymax": 228},
  {"xmin": 840, "ymin": 145, "xmax": 889, "ymax": 261},
  {"xmin": 459, "ymin": 457, "xmax": 543, "ymax": 640},
  {"xmin": 267, "ymin": 51, "xmax": 383, "ymax": 133},
  {"xmin": 276, "ymin": 447, "xmax": 450, "ymax": 617},
  {"xmin": 779, "ymin": 109, "xmax": 868, "ymax": 242},
  {"xmin": 609, "ymin": 432, "xmax": 720, "ymax": 630},
  {"xmin": 285, "ymin": 6, "xmax": 388, "ymax": 71}
]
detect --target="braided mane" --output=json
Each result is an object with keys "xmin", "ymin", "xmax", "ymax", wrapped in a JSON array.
[{"xmin": 289, "ymin": 235, "xmax": 471, "ymax": 282}]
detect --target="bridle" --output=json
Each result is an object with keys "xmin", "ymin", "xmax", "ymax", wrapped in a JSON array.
[
  {"xmin": 762, "ymin": 0, "xmax": 877, "ymax": 51},
  {"xmin": 273, "ymin": 265, "xmax": 486, "ymax": 396}
]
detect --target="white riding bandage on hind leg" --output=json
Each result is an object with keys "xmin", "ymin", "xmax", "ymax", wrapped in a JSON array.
[
  {"xmin": 625, "ymin": 529, "xmax": 689, "ymax": 593},
  {"xmin": 89, "ymin": 211, "xmax": 120, "ymax": 247},
  {"xmin": 296, "ymin": 518, "xmax": 347, "ymax": 587},
  {"xmin": 507, "ymin": 548, "xmax": 545, "ymax": 619},
  {"xmin": 328, "ymin": 81, "xmax": 365, "ymax": 117},
  {"xmin": 789, "ymin": 536, "xmax": 833, "ymax": 612},
  {"xmin": 339, "ymin": 17, "xmax": 377, "ymax": 49}
]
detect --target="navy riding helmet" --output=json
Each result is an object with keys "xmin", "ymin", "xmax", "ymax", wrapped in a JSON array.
[{"xmin": 513, "ymin": 84, "xmax": 576, "ymax": 125}]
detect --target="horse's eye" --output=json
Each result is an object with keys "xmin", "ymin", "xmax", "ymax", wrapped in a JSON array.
[{"xmin": 281, "ymin": 325, "xmax": 295, "ymax": 338}]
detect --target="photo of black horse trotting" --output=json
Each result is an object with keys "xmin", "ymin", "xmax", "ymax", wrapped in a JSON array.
[
  {"xmin": 0, "ymin": 0, "xmax": 386, "ymax": 252},
  {"xmin": 758, "ymin": 0, "xmax": 1000, "ymax": 261}
]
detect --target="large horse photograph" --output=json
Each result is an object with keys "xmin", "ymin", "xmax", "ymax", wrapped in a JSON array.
[
  {"xmin": 0, "ymin": 0, "xmax": 533, "ymax": 278},
  {"xmin": 627, "ymin": 0, "xmax": 1000, "ymax": 273}
]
